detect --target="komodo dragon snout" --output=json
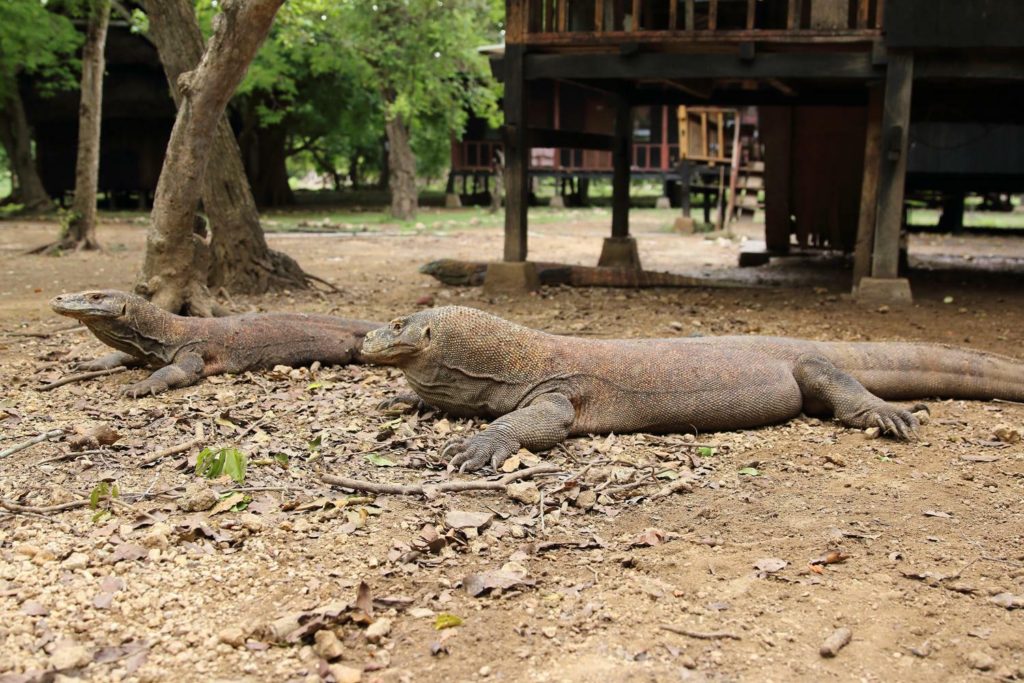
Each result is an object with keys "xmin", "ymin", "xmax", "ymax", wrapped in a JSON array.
[
  {"xmin": 362, "ymin": 314, "xmax": 433, "ymax": 362},
  {"xmin": 50, "ymin": 290, "xmax": 129, "ymax": 319}
]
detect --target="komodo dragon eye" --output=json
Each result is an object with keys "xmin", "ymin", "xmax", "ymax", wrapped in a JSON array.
[
  {"xmin": 390, "ymin": 319, "xmax": 404, "ymax": 333},
  {"xmin": 89, "ymin": 293, "xmax": 103, "ymax": 301}
]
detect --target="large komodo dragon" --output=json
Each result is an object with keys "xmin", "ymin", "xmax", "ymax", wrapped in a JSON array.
[
  {"xmin": 362, "ymin": 305, "xmax": 1024, "ymax": 472},
  {"xmin": 51, "ymin": 290, "xmax": 382, "ymax": 397}
]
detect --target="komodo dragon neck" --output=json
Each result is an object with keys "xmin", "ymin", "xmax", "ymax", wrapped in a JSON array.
[{"xmin": 86, "ymin": 300, "xmax": 197, "ymax": 365}]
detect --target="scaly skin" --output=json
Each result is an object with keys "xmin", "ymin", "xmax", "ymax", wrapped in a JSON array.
[
  {"xmin": 362, "ymin": 306, "xmax": 1024, "ymax": 473},
  {"xmin": 51, "ymin": 290, "xmax": 383, "ymax": 397},
  {"xmin": 419, "ymin": 259, "xmax": 743, "ymax": 288}
]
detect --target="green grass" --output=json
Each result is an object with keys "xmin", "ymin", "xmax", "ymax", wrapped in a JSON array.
[{"xmin": 907, "ymin": 207, "xmax": 1024, "ymax": 230}]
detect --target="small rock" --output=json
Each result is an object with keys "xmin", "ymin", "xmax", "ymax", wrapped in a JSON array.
[
  {"xmin": 314, "ymin": 629, "xmax": 345, "ymax": 660},
  {"xmin": 218, "ymin": 627, "xmax": 246, "ymax": 648},
  {"xmin": 178, "ymin": 481, "xmax": 218, "ymax": 512},
  {"xmin": 32, "ymin": 549, "xmax": 57, "ymax": 564},
  {"xmin": 505, "ymin": 482, "xmax": 540, "ymax": 505},
  {"xmin": 680, "ymin": 654, "xmax": 697, "ymax": 669},
  {"xmin": 415, "ymin": 295, "xmax": 435, "ymax": 307},
  {"xmin": 575, "ymin": 489, "xmax": 597, "ymax": 510},
  {"xmin": 668, "ymin": 321, "xmax": 684, "ymax": 332},
  {"xmin": 541, "ymin": 626, "xmax": 557, "ymax": 639},
  {"xmin": 62, "ymin": 552, "xmax": 89, "ymax": 570},
  {"xmin": 239, "ymin": 512, "xmax": 263, "ymax": 532},
  {"xmin": 864, "ymin": 427, "xmax": 881, "ymax": 439},
  {"xmin": 329, "ymin": 664, "xmax": 362, "ymax": 683},
  {"xmin": 964, "ymin": 651, "xmax": 995, "ymax": 671},
  {"xmin": 877, "ymin": 305, "xmax": 890, "ymax": 314},
  {"xmin": 992, "ymin": 424, "xmax": 1021, "ymax": 444},
  {"xmin": 14, "ymin": 543, "xmax": 41, "ymax": 558},
  {"xmin": 479, "ymin": 665, "xmax": 492, "ymax": 677},
  {"xmin": 365, "ymin": 618, "xmax": 391, "ymax": 643},
  {"xmin": 50, "ymin": 640, "xmax": 91, "ymax": 670},
  {"xmin": 820, "ymin": 627, "xmax": 852, "ymax": 657},
  {"xmin": 141, "ymin": 523, "xmax": 171, "ymax": 549}
]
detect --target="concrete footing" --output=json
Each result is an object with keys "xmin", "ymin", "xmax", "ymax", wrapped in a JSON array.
[
  {"xmin": 854, "ymin": 277, "xmax": 913, "ymax": 305},
  {"xmin": 549, "ymin": 195, "xmax": 565, "ymax": 208},
  {"xmin": 444, "ymin": 193, "xmax": 462, "ymax": 208},
  {"xmin": 672, "ymin": 216, "xmax": 696, "ymax": 234},
  {"xmin": 483, "ymin": 261, "xmax": 540, "ymax": 295},
  {"xmin": 655, "ymin": 196, "xmax": 671, "ymax": 209},
  {"xmin": 598, "ymin": 236, "xmax": 642, "ymax": 269}
]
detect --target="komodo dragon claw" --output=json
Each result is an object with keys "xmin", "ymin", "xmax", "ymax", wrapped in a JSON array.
[
  {"xmin": 863, "ymin": 405, "xmax": 920, "ymax": 440},
  {"xmin": 443, "ymin": 435, "xmax": 516, "ymax": 473}
]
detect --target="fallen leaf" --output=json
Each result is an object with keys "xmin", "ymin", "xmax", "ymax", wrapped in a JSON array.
[
  {"xmin": 754, "ymin": 558, "xmax": 788, "ymax": 574},
  {"xmin": 365, "ymin": 453, "xmax": 397, "ymax": 467},
  {"xmin": 354, "ymin": 581, "xmax": 374, "ymax": 618},
  {"xmin": 737, "ymin": 467, "xmax": 760, "ymax": 476},
  {"xmin": 630, "ymin": 528, "xmax": 672, "ymax": 547},
  {"xmin": 990, "ymin": 592, "xmax": 1024, "ymax": 610},
  {"xmin": 434, "ymin": 613, "xmax": 463, "ymax": 630},
  {"xmin": 463, "ymin": 570, "xmax": 535, "ymax": 597},
  {"xmin": 208, "ymin": 492, "xmax": 249, "ymax": 515},
  {"xmin": 444, "ymin": 510, "xmax": 493, "ymax": 530},
  {"xmin": 109, "ymin": 543, "xmax": 147, "ymax": 564},
  {"xmin": 810, "ymin": 550, "xmax": 849, "ymax": 566}
]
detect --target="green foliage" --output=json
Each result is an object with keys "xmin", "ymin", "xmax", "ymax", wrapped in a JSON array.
[
  {"xmin": 217, "ymin": 0, "xmax": 501, "ymax": 183},
  {"xmin": 196, "ymin": 447, "xmax": 248, "ymax": 483},
  {"xmin": 364, "ymin": 453, "xmax": 396, "ymax": 467},
  {"xmin": 697, "ymin": 446, "xmax": 716, "ymax": 458},
  {"xmin": 89, "ymin": 481, "xmax": 120, "ymax": 522},
  {"xmin": 737, "ymin": 467, "xmax": 760, "ymax": 477},
  {"xmin": 0, "ymin": 0, "xmax": 82, "ymax": 103}
]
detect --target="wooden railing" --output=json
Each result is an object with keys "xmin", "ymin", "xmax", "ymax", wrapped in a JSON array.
[
  {"xmin": 513, "ymin": 0, "xmax": 883, "ymax": 43},
  {"xmin": 454, "ymin": 141, "xmax": 680, "ymax": 174}
]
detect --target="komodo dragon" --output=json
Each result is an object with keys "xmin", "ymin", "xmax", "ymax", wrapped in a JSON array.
[
  {"xmin": 419, "ymin": 259, "xmax": 743, "ymax": 289},
  {"xmin": 362, "ymin": 305, "xmax": 1024, "ymax": 472},
  {"xmin": 51, "ymin": 290, "xmax": 382, "ymax": 397}
]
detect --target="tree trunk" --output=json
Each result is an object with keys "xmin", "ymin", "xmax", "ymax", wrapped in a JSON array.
[
  {"xmin": 0, "ymin": 86, "xmax": 54, "ymax": 213},
  {"xmin": 136, "ymin": 0, "xmax": 287, "ymax": 315},
  {"xmin": 386, "ymin": 114, "xmax": 417, "ymax": 220},
  {"xmin": 62, "ymin": 0, "xmax": 111, "ymax": 251},
  {"xmin": 140, "ymin": 0, "xmax": 308, "ymax": 313}
]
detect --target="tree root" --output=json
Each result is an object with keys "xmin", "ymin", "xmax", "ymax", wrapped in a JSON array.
[{"xmin": 322, "ymin": 463, "xmax": 562, "ymax": 497}]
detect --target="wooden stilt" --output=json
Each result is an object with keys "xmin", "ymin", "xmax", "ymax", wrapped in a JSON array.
[
  {"xmin": 503, "ymin": 44, "xmax": 529, "ymax": 262},
  {"xmin": 761, "ymin": 106, "xmax": 793, "ymax": 254},
  {"xmin": 852, "ymin": 85, "xmax": 883, "ymax": 289},
  {"xmin": 611, "ymin": 94, "xmax": 631, "ymax": 239}
]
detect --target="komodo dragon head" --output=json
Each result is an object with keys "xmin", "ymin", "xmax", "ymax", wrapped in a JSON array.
[
  {"xmin": 361, "ymin": 309, "xmax": 436, "ymax": 365},
  {"xmin": 50, "ymin": 290, "xmax": 175, "ymax": 363}
]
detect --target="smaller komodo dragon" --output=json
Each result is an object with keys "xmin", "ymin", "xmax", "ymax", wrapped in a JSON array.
[
  {"xmin": 51, "ymin": 290, "xmax": 383, "ymax": 397},
  {"xmin": 362, "ymin": 305, "xmax": 1024, "ymax": 472}
]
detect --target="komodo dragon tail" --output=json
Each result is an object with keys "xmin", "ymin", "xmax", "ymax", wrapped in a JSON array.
[{"xmin": 822, "ymin": 342, "xmax": 1024, "ymax": 402}]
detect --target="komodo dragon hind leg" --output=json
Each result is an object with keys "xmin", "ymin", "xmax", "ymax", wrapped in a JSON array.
[
  {"xmin": 76, "ymin": 351, "xmax": 146, "ymax": 372},
  {"xmin": 123, "ymin": 352, "xmax": 205, "ymax": 398},
  {"xmin": 793, "ymin": 355, "xmax": 920, "ymax": 440},
  {"xmin": 444, "ymin": 393, "xmax": 575, "ymax": 473}
]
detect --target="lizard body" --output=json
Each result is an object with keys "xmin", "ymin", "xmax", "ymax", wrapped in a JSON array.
[
  {"xmin": 362, "ymin": 306, "xmax": 1024, "ymax": 472},
  {"xmin": 51, "ymin": 290, "xmax": 382, "ymax": 397}
]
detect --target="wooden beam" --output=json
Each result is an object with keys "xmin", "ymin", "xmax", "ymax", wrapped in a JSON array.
[
  {"xmin": 508, "ymin": 0, "xmax": 528, "ymax": 42},
  {"xmin": 856, "ymin": 0, "xmax": 869, "ymax": 28},
  {"xmin": 503, "ymin": 44, "xmax": 529, "ymax": 262},
  {"xmin": 661, "ymin": 79, "xmax": 712, "ymax": 99},
  {"xmin": 746, "ymin": 0, "xmax": 757, "ymax": 29},
  {"xmin": 852, "ymin": 84, "xmax": 882, "ymax": 288},
  {"xmin": 700, "ymin": 111, "xmax": 708, "ymax": 158},
  {"xmin": 525, "ymin": 52, "xmax": 882, "ymax": 80},
  {"xmin": 725, "ymin": 110, "xmax": 742, "ymax": 224},
  {"xmin": 611, "ymin": 95, "xmax": 632, "ymax": 238},
  {"xmin": 875, "ymin": 0, "xmax": 885, "ymax": 29},
  {"xmin": 871, "ymin": 52, "xmax": 913, "ymax": 279},
  {"xmin": 766, "ymin": 78, "xmax": 797, "ymax": 96},
  {"xmin": 685, "ymin": 0, "xmax": 695, "ymax": 31},
  {"xmin": 528, "ymin": 128, "xmax": 615, "ymax": 150},
  {"xmin": 760, "ymin": 106, "xmax": 792, "ymax": 253},
  {"xmin": 595, "ymin": 0, "xmax": 604, "ymax": 31},
  {"xmin": 716, "ymin": 111, "xmax": 725, "ymax": 161},
  {"xmin": 787, "ymin": 0, "xmax": 800, "ymax": 30},
  {"xmin": 709, "ymin": 0, "xmax": 718, "ymax": 31},
  {"xmin": 669, "ymin": 0, "xmax": 678, "ymax": 31},
  {"xmin": 557, "ymin": 0, "xmax": 567, "ymax": 32},
  {"xmin": 631, "ymin": 0, "xmax": 640, "ymax": 30}
]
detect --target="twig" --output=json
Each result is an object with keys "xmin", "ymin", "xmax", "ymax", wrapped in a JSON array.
[
  {"xmin": 38, "ymin": 366, "xmax": 126, "ymax": 391},
  {"xmin": 304, "ymin": 272, "xmax": 341, "ymax": 293},
  {"xmin": 4, "ymin": 324, "xmax": 86, "ymax": 339},
  {"xmin": 322, "ymin": 463, "xmax": 562, "ymax": 496},
  {"xmin": 0, "ymin": 498, "xmax": 90, "ymax": 514},
  {"xmin": 992, "ymin": 398, "xmax": 1024, "ymax": 407},
  {"xmin": 225, "ymin": 486, "xmax": 305, "ymax": 493},
  {"xmin": 35, "ymin": 448, "xmax": 108, "ymax": 467},
  {"xmin": 139, "ymin": 424, "xmax": 205, "ymax": 467},
  {"xmin": 660, "ymin": 624, "xmax": 742, "ymax": 640},
  {"xmin": 1, "ymin": 429, "xmax": 64, "ymax": 458}
]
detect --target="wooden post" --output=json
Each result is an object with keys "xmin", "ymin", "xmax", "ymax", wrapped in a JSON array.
[
  {"xmin": 557, "ymin": 0, "xmax": 567, "ymax": 32},
  {"xmin": 611, "ymin": 94, "xmax": 631, "ymax": 238},
  {"xmin": 685, "ymin": 0, "xmax": 695, "ymax": 30},
  {"xmin": 680, "ymin": 159, "xmax": 693, "ymax": 218},
  {"xmin": 746, "ymin": 0, "xmax": 757, "ymax": 29},
  {"xmin": 761, "ymin": 106, "xmax": 792, "ymax": 253},
  {"xmin": 631, "ymin": 0, "xmax": 640, "ymax": 30},
  {"xmin": 856, "ymin": 0, "xmax": 869, "ymax": 28},
  {"xmin": 871, "ymin": 52, "xmax": 913, "ymax": 279},
  {"xmin": 503, "ymin": 44, "xmax": 529, "ymax": 262},
  {"xmin": 787, "ymin": 0, "xmax": 800, "ymax": 30},
  {"xmin": 709, "ymin": 0, "xmax": 718, "ymax": 30},
  {"xmin": 724, "ymin": 110, "xmax": 742, "ymax": 225},
  {"xmin": 875, "ymin": 0, "xmax": 886, "ymax": 29},
  {"xmin": 595, "ymin": 0, "xmax": 605, "ymax": 31},
  {"xmin": 715, "ymin": 166, "xmax": 726, "ymax": 231},
  {"xmin": 852, "ymin": 85, "xmax": 883, "ymax": 288},
  {"xmin": 669, "ymin": 0, "xmax": 678, "ymax": 30}
]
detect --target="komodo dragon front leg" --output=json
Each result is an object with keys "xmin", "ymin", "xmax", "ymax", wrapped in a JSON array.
[
  {"xmin": 76, "ymin": 351, "xmax": 147, "ymax": 372},
  {"xmin": 794, "ymin": 355, "xmax": 920, "ymax": 439},
  {"xmin": 122, "ymin": 352, "xmax": 206, "ymax": 398},
  {"xmin": 443, "ymin": 393, "xmax": 575, "ymax": 472}
]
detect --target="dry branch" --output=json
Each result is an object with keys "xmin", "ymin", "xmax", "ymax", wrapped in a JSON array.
[
  {"xmin": 660, "ymin": 624, "xmax": 742, "ymax": 640},
  {"xmin": 322, "ymin": 464, "xmax": 562, "ymax": 497},
  {"xmin": 140, "ymin": 424, "xmax": 206, "ymax": 466},
  {"xmin": 39, "ymin": 366, "xmax": 126, "ymax": 391},
  {"xmin": 0, "ymin": 429, "xmax": 64, "ymax": 458}
]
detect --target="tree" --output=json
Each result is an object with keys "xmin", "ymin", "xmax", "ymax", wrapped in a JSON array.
[
  {"xmin": 135, "ymin": 0, "xmax": 288, "ymax": 315},
  {"xmin": 0, "ymin": 1, "xmax": 81, "ymax": 213}
]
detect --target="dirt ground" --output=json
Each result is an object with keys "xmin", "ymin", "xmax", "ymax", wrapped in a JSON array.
[{"xmin": 1, "ymin": 211, "xmax": 1023, "ymax": 683}]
